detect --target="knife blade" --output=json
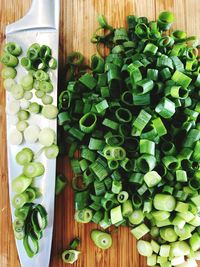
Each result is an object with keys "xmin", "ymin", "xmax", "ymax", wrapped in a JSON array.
[{"xmin": 5, "ymin": 1, "xmax": 59, "ymax": 266}]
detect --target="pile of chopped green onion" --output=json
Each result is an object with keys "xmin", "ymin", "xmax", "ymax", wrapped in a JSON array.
[{"xmin": 58, "ymin": 11, "xmax": 200, "ymax": 266}]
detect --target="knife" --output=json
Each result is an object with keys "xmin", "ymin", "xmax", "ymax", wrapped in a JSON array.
[{"xmin": 6, "ymin": 0, "xmax": 59, "ymax": 266}]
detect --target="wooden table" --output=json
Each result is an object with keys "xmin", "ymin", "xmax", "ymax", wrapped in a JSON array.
[{"xmin": 0, "ymin": 1, "xmax": 200, "ymax": 266}]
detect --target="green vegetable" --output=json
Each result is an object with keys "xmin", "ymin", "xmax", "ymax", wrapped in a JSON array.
[
  {"xmin": 11, "ymin": 84, "xmax": 24, "ymax": 100},
  {"xmin": 57, "ymin": 11, "xmax": 200, "ymax": 267},
  {"xmin": 62, "ymin": 249, "xmax": 81, "ymax": 264},
  {"xmin": 153, "ymin": 194, "xmax": 176, "ymax": 212},
  {"xmin": 24, "ymin": 91, "xmax": 33, "ymax": 100},
  {"xmin": 91, "ymin": 230, "xmax": 112, "ymax": 249},
  {"xmin": 1, "ymin": 41, "xmax": 57, "ymax": 260},
  {"xmin": 20, "ymin": 74, "xmax": 33, "ymax": 91},
  {"xmin": 4, "ymin": 42, "xmax": 22, "ymax": 56},
  {"xmin": 41, "ymin": 94, "xmax": 53, "ymax": 105},
  {"xmin": 38, "ymin": 128, "xmax": 55, "ymax": 147},
  {"xmin": 3, "ymin": 78, "xmax": 16, "ymax": 91},
  {"xmin": 12, "ymin": 192, "xmax": 29, "ymax": 209},
  {"xmin": 42, "ymin": 104, "xmax": 58, "ymax": 119},
  {"xmin": 16, "ymin": 120, "xmax": 28, "ymax": 132},
  {"xmin": 44, "ymin": 144, "xmax": 59, "ymax": 159},
  {"xmin": 131, "ymin": 223, "xmax": 150, "ymax": 240},
  {"xmin": 23, "ymin": 162, "xmax": 45, "ymax": 178},
  {"xmin": 1, "ymin": 67, "xmax": 17, "ymax": 79},
  {"xmin": 62, "ymin": 238, "xmax": 80, "ymax": 264},
  {"xmin": 24, "ymin": 125, "xmax": 40, "ymax": 143},
  {"xmin": 137, "ymin": 240, "xmax": 153, "ymax": 257},
  {"xmin": 29, "ymin": 102, "xmax": 41, "ymax": 114},
  {"xmin": 16, "ymin": 148, "xmax": 34, "ymax": 165},
  {"xmin": 12, "ymin": 174, "xmax": 32, "ymax": 194},
  {"xmin": 1, "ymin": 52, "xmax": 18, "ymax": 67},
  {"xmin": 75, "ymin": 208, "xmax": 93, "ymax": 223},
  {"xmin": 55, "ymin": 174, "xmax": 67, "ymax": 195},
  {"xmin": 8, "ymin": 129, "xmax": 23, "ymax": 145}
]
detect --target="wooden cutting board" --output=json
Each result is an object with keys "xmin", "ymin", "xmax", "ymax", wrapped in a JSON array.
[{"xmin": 0, "ymin": 1, "xmax": 200, "ymax": 266}]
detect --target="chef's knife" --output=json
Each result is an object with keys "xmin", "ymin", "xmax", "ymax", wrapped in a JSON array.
[{"xmin": 6, "ymin": 0, "xmax": 59, "ymax": 266}]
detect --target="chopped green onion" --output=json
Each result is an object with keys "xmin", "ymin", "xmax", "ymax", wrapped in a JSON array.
[
  {"xmin": 1, "ymin": 53, "xmax": 18, "ymax": 67},
  {"xmin": 62, "ymin": 249, "xmax": 81, "ymax": 264},
  {"xmin": 1, "ymin": 67, "xmax": 17, "ymax": 79},
  {"xmin": 4, "ymin": 42, "xmax": 22, "ymax": 56},
  {"xmin": 42, "ymin": 104, "xmax": 58, "ymax": 119},
  {"xmin": 24, "ymin": 125, "xmax": 40, "ymax": 143},
  {"xmin": 44, "ymin": 144, "xmax": 59, "ymax": 159},
  {"xmin": 23, "ymin": 162, "xmax": 45, "ymax": 178},
  {"xmin": 57, "ymin": 12, "xmax": 200, "ymax": 266},
  {"xmin": 75, "ymin": 208, "xmax": 93, "ymax": 223},
  {"xmin": 128, "ymin": 210, "xmax": 144, "ymax": 225},
  {"xmin": 20, "ymin": 74, "xmax": 33, "ymax": 91},
  {"xmin": 16, "ymin": 148, "xmax": 33, "ymax": 165},
  {"xmin": 11, "ymin": 84, "xmax": 24, "ymax": 100},
  {"xmin": 131, "ymin": 223, "xmax": 150, "ymax": 240},
  {"xmin": 12, "ymin": 174, "xmax": 32, "ymax": 194},
  {"xmin": 91, "ymin": 230, "xmax": 112, "ymax": 250},
  {"xmin": 110, "ymin": 205, "xmax": 123, "ymax": 224},
  {"xmin": 137, "ymin": 240, "xmax": 152, "ymax": 256},
  {"xmin": 153, "ymin": 194, "xmax": 176, "ymax": 212}
]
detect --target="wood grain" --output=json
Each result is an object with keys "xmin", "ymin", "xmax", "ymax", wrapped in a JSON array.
[{"xmin": 0, "ymin": 1, "xmax": 200, "ymax": 266}]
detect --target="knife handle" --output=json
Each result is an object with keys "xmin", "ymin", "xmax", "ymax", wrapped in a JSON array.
[{"xmin": 6, "ymin": 0, "xmax": 59, "ymax": 34}]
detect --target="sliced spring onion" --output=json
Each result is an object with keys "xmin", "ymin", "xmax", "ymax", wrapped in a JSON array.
[
  {"xmin": 41, "ymin": 104, "xmax": 58, "ymax": 119},
  {"xmin": 79, "ymin": 112, "xmax": 97, "ymax": 133},
  {"xmin": 3, "ymin": 78, "xmax": 16, "ymax": 91},
  {"xmin": 75, "ymin": 208, "xmax": 93, "ymax": 223},
  {"xmin": 131, "ymin": 223, "xmax": 150, "ymax": 240},
  {"xmin": 55, "ymin": 174, "xmax": 67, "ymax": 195},
  {"xmin": 11, "ymin": 84, "xmax": 24, "ymax": 100},
  {"xmin": 12, "ymin": 174, "xmax": 32, "ymax": 194},
  {"xmin": 91, "ymin": 230, "xmax": 112, "ymax": 250},
  {"xmin": 9, "ymin": 129, "xmax": 23, "ymax": 145},
  {"xmin": 17, "ymin": 111, "xmax": 29, "ymax": 122},
  {"xmin": 41, "ymin": 94, "xmax": 53, "ymax": 105},
  {"xmin": 12, "ymin": 192, "xmax": 29, "ymax": 209},
  {"xmin": 23, "ymin": 234, "xmax": 39, "ymax": 258},
  {"xmin": 29, "ymin": 102, "xmax": 41, "ymax": 114},
  {"xmin": 23, "ymin": 162, "xmax": 45, "ymax": 178},
  {"xmin": 24, "ymin": 125, "xmax": 40, "ymax": 143},
  {"xmin": 4, "ymin": 42, "xmax": 22, "ymax": 56},
  {"xmin": 170, "ymin": 241, "xmax": 190, "ymax": 257},
  {"xmin": 24, "ymin": 91, "xmax": 33, "ymax": 100},
  {"xmin": 39, "ymin": 81, "xmax": 53, "ymax": 93},
  {"xmin": 137, "ymin": 240, "xmax": 153, "ymax": 257},
  {"xmin": 128, "ymin": 210, "xmax": 144, "ymax": 225},
  {"xmin": 144, "ymin": 171, "xmax": 161, "ymax": 187},
  {"xmin": 1, "ymin": 53, "xmax": 18, "ymax": 67},
  {"xmin": 16, "ymin": 120, "xmax": 28, "ymax": 132},
  {"xmin": 1, "ymin": 66, "xmax": 17, "ymax": 79},
  {"xmin": 57, "ymin": 11, "xmax": 200, "ymax": 266},
  {"xmin": 160, "ymin": 227, "xmax": 178, "ymax": 242},
  {"xmin": 62, "ymin": 249, "xmax": 81, "ymax": 264},
  {"xmin": 38, "ymin": 128, "xmax": 55, "ymax": 147},
  {"xmin": 153, "ymin": 194, "xmax": 176, "ymax": 212},
  {"xmin": 44, "ymin": 144, "xmax": 59, "ymax": 159},
  {"xmin": 20, "ymin": 74, "xmax": 33, "ymax": 91}
]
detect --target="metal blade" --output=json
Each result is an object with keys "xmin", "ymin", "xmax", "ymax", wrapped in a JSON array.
[{"xmin": 6, "ymin": 1, "xmax": 59, "ymax": 267}]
